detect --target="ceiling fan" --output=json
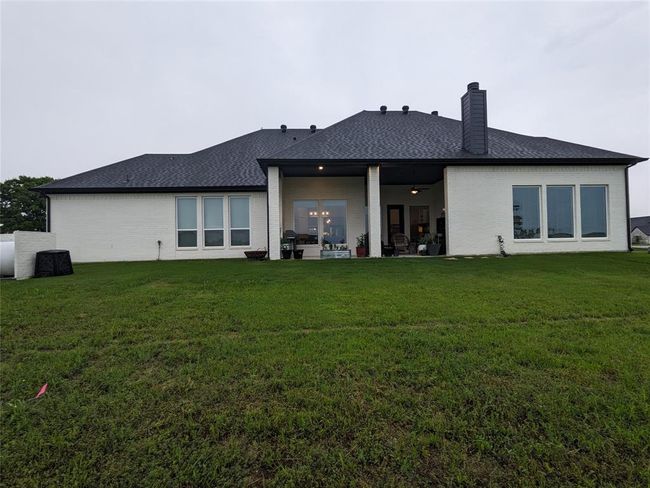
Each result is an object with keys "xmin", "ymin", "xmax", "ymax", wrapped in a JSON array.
[{"xmin": 409, "ymin": 186, "xmax": 430, "ymax": 195}]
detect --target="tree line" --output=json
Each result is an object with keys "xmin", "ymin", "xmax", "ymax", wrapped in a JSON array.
[{"xmin": 0, "ymin": 176, "xmax": 53, "ymax": 233}]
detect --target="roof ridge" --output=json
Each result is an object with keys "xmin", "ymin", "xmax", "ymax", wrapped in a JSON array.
[
  {"xmin": 37, "ymin": 153, "xmax": 152, "ymax": 189},
  {"xmin": 258, "ymin": 110, "xmax": 366, "ymax": 160},
  {"xmin": 189, "ymin": 128, "xmax": 268, "ymax": 155},
  {"xmin": 364, "ymin": 110, "xmax": 641, "ymax": 159},
  {"xmin": 190, "ymin": 128, "xmax": 314, "ymax": 156},
  {"xmin": 484, "ymin": 126, "xmax": 641, "ymax": 159},
  {"xmin": 39, "ymin": 129, "xmax": 273, "ymax": 189}
]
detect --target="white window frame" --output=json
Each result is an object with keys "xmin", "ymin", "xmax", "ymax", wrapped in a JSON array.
[
  {"xmin": 546, "ymin": 185, "xmax": 577, "ymax": 241},
  {"xmin": 229, "ymin": 195, "xmax": 251, "ymax": 248},
  {"xmin": 202, "ymin": 196, "xmax": 225, "ymax": 249},
  {"xmin": 579, "ymin": 185, "xmax": 609, "ymax": 240},
  {"xmin": 176, "ymin": 196, "xmax": 199, "ymax": 250},
  {"xmin": 512, "ymin": 185, "xmax": 543, "ymax": 242}
]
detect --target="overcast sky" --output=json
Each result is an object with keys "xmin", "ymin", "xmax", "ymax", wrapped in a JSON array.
[{"xmin": 1, "ymin": 1, "xmax": 648, "ymax": 216}]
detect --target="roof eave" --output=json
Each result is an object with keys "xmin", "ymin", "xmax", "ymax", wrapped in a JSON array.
[
  {"xmin": 34, "ymin": 185, "xmax": 267, "ymax": 195},
  {"xmin": 257, "ymin": 156, "xmax": 646, "ymax": 171}
]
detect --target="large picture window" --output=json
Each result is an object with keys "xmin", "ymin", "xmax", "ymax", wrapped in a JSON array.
[
  {"xmin": 581, "ymin": 185, "xmax": 608, "ymax": 238},
  {"xmin": 203, "ymin": 197, "xmax": 224, "ymax": 247},
  {"xmin": 176, "ymin": 197, "xmax": 197, "ymax": 247},
  {"xmin": 293, "ymin": 200, "xmax": 319, "ymax": 244},
  {"xmin": 547, "ymin": 186, "xmax": 574, "ymax": 238},
  {"xmin": 229, "ymin": 196, "xmax": 250, "ymax": 246},
  {"xmin": 512, "ymin": 186, "xmax": 541, "ymax": 239}
]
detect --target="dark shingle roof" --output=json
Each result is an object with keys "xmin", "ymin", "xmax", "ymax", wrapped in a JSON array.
[
  {"xmin": 262, "ymin": 110, "xmax": 643, "ymax": 162},
  {"xmin": 38, "ymin": 129, "xmax": 312, "ymax": 193},
  {"xmin": 38, "ymin": 109, "xmax": 645, "ymax": 194},
  {"xmin": 631, "ymin": 216, "xmax": 650, "ymax": 235}
]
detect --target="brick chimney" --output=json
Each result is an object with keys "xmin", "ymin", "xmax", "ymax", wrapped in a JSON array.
[{"xmin": 461, "ymin": 82, "xmax": 488, "ymax": 155}]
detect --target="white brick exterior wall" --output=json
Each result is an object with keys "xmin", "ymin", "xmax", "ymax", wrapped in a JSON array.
[
  {"xmin": 445, "ymin": 165, "xmax": 628, "ymax": 255},
  {"xmin": 49, "ymin": 192, "xmax": 268, "ymax": 262},
  {"xmin": 282, "ymin": 176, "xmax": 367, "ymax": 258},
  {"xmin": 367, "ymin": 167, "xmax": 382, "ymax": 257},
  {"xmin": 47, "ymin": 165, "xmax": 631, "ymax": 262},
  {"xmin": 267, "ymin": 167, "xmax": 282, "ymax": 260},
  {"xmin": 13, "ymin": 231, "xmax": 57, "ymax": 279}
]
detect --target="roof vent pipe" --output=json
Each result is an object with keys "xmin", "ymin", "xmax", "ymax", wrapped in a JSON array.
[
  {"xmin": 310, "ymin": 124, "xmax": 316, "ymax": 133},
  {"xmin": 431, "ymin": 111, "xmax": 438, "ymax": 116},
  {"xmin": 380, "ymin": 105, "xmax": 387, "ymax": 114},
  {"xmin": 280, "ymin": 124, "xmax": 287, "ymax": 133},
  {"xmin": 402, "ymin": 105, "xmax": 409, "ymax": 114}
]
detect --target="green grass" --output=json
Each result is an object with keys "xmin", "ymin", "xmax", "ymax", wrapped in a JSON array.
[{"xmin": 1, "ymin": 253, "xmax": 649, "ymax": 486}]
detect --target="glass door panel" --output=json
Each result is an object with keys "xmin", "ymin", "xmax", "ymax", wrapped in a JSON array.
[{"xmin": 409, "ymin": 206, "xmax": 430, "ymax": 242}]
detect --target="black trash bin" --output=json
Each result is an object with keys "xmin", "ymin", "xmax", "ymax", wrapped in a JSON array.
[{"xmin": 34, "ymin": 250, "xmax": 73, "ymax": 277}]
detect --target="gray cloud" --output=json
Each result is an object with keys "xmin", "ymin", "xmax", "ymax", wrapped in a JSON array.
[{"xmin": 1, "ymin": 1, "xmax": 648, "ymax": 215}]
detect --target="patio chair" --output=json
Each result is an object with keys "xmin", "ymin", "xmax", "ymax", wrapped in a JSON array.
[{"xmin": 391, "ymin": 233, "xmax": 410, "ymax": 254}]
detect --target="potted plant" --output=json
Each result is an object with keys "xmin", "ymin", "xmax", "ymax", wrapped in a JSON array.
[
  {"xmin": 356, "ymin": 234, "xmax": 367, "ymax": 257},
  {"xmin": 293, "ymin": 248, "xmax": 304, "ymax": 259},
  {"xmin": 423, "ymin": 234, "xmax": 440, "ymax": 256},
  {"xmin": 280, "ymin": 238, "xmax": 292, "ymax": 260},
  {"xmin": 417, "ymin": 236, "xmax": 429, "ymax": 255}
]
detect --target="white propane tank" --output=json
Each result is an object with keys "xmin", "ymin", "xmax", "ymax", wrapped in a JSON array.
[{"xmin": 0, "ymin": 241, "xmax": 15, "ymax": 276}]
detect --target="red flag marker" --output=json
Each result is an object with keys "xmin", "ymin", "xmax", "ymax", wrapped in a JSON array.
[{"xmin": 35, "ymin": 383, "xmax": 48, "ymax": 399}]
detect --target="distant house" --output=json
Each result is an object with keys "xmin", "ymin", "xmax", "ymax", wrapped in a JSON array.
[
  {"xmin": 36, "ymin": 82, "xmax": 647, "ymax": 262},
  {"xmin": 631, "ymin": 216, "xmax": 650, "ymax": 245}
]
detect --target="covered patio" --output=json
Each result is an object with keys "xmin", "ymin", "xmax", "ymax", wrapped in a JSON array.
[{"xmin": 264, "ymin": 162, "xmax": 447, "ymax": 260}]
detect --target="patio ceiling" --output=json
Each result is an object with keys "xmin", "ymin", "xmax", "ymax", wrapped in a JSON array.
[
  {"xmin": 381, "ymin": 164, "xmax": 444, "ymax": 185},
  {"xmin": 276, "ymin": 162, "xmax": 445, "ymax": 185}
]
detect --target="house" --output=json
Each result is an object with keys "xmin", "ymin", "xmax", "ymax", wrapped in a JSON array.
[
  {"xmin": 37, "ymin": 82, "xmax": 646, "ymax": 262},
  {"xmin": 630, "ymin": 216, "xmax": 650, "ymax": 245}
]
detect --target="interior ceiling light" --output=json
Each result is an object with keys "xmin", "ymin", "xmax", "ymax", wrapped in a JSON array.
[
  {"xmin": 409, "ymin": 186, "xmax": 430, "ymax": 195},
  {"xmin": 318, "ymin": 165, "xmax": 324, "ymax": 171}
]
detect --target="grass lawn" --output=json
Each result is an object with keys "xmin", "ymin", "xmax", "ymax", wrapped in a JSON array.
[{"xmin": 1, "ymin": 253, "xmax": 649, "ymax": 486}]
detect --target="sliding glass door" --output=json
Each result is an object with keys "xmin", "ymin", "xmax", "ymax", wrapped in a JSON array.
[{"xmin": 293, "ymin": 200, "xmax": 347, "ymax": 246}]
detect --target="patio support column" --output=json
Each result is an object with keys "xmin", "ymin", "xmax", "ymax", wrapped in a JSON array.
[
  {"xmin": 367, "ymin": 164, "xmax": 382, "ymax": 258},
  {"xmin": 267, "ymin": 166, "xmax": 281, "ymax": 260}
]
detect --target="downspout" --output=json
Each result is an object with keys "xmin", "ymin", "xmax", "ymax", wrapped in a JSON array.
[
  {"xmin": 45, "ymin": 195, "xmax": 51, "ymax": 233},
  {"xmin": 266, "ymin": 182, "xmax": 271, "ymax": 255},
  {"xmin": 625, "ymin": 165, "xmax": 632, "ymax": 251}
]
